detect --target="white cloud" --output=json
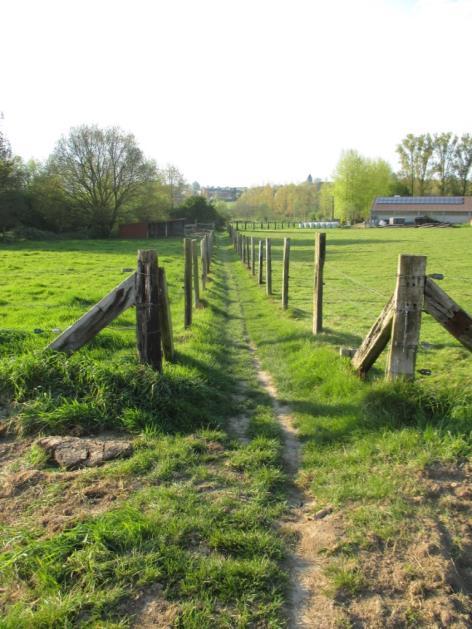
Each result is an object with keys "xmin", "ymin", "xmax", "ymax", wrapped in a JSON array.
[{"xmin": 1, "ymin": 0, "xmax": 471, "ymax": 185}]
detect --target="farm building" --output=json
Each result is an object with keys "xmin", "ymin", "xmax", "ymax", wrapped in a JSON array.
[
  {"xmin": 118, "ymin": 219, "xmax": 186, "ymax": 239},
  {"xmin": 371, "ymin": 196, "xmax": 472, "ymax": 225}
]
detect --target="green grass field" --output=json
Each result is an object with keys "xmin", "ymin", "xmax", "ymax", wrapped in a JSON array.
[
  {"xmin": 0, "ymin": 229, "xmax": 471, "ymax": 627},
  {"xmin": 240, "ymin": 225, "xmax": 472, "ymax": 386}
]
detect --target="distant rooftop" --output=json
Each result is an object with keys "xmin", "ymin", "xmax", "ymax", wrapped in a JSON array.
[{"xmin": 376, "ymin": 196, "xmax": 465, "ymax": 206}]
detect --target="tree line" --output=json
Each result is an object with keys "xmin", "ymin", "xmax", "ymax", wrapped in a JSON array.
[
  {"xmin": 0, "ymin": 125, "xmax": 221, "ymax": 238},
  {"xmin": 233, "ymin": 132, "xmax": 472, "ymax": 223}
]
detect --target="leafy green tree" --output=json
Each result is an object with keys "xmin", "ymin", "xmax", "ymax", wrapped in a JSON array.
[
  {"xmin": 333, "ymin": 150, "xmax": 393, "ymax": 222},
  {"xmin": 396, "ymin": 133, "xmax": 434, "ymax": 195},
  {"xmin": 50, "ymin": 125, "xmax": 156, "ymax": 236},
  {"xmin": 163, "ymin": 164, "xmax": 187, "ymax": 209},
  {"xmin": 170, "ymin": 195, "xmax": 223, "ymax": 226},
  {"xmin": 432, "ymin": 132, "xmax": 458, "ymax": 195},
  {"xmin": 319, "ymin": 182, "xmax": 335, "ymax": 219},
  {"xmin": 453, "ymin": 134, "xmax": 472, "ymax": 195},
  {"xmin": 0, "ymin": 132, "xmax": 26, "ymax": 237}
]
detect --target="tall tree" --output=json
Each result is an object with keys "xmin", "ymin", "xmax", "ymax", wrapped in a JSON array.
[
  {"xmin": 333, "ymin": 150, "xmax": 393, "ymax": 222},
  {"xmin": 415, "ymin": 134, "xmax": 434, "ymax": 195},
  {"xmin": 453, "ymin": 134, "xmax": 472, "ymax": 195},
  {"xmin": 50, "ymin": 125, "xmax": 156, "ymax": 236},
  {"xmin": 163, "ymin": 164, "xmax": 186, "ymax": 209},
  {"xmin": 432, "ymin": 132, "xmax": 458, "ymax": 195},
  {"xmin": 0, "ymin": 131, "xmax": 26, "ymax": 236},
  {"xmin": 396, "ymin": 133, "xmax": 434, "ymax": 195},
  {"xmin": 396, "ymin": 134, "xmax": 417, "ymax": 195}
]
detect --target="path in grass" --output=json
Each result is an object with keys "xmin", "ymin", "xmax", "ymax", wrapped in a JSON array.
[
  {"xmin": 222, "ymin": 234, "xmax": 472, "ymax": 628},
  {"xmin": 225, "ymin": 248, "xmax": 337, "ymax": 628}
]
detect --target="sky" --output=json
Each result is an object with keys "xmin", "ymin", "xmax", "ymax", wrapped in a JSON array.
[{"xmin": 1, "ymin": 0, "xmax": 472, "ymax": 187}]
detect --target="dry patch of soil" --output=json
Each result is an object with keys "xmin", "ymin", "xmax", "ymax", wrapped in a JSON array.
[
  {"xmin": 0, "ymin": 435, "xmax": 135, "ymax": 536},
  {"xmin": 325, "ymin": 463, "xmax": 472, "ymax": 628}
]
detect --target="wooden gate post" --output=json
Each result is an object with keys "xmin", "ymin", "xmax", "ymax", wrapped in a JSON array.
[
  {"xmin": 201, "ymin": 238, "xmax": 207, "ymax": 289},
  {"xmin": 184, "ymin": 238, "xmax": 192, "ymax": 328},
  {"xmin": 258, "ymin": 240, "xmax": 264, "ymax": 285},
  {"xmin": 282, "ymin": 237, "xmax": 290, "ymax": 309},
  {"xmin": 136, "ymin": 250, "xmax": 162, "ymax": 372},
  {"xmin": 312, "ymin": 233, "xmax": 326, "ymax": 334},
  {"xmin": 157, "ymin": 267, "xmax": 174, "ymax": 362},
  {"xmin": 386, "ymin": 254, "xmax": 427, "ymax": 380},
  {"xmin": 191, "ymin": 239, "xmax": 200, "ymax": 308},
  {"xmin": 266, "ymin": 238, "xmax": 272, "ymax": 295},
  {"xmin": 251, "ymin": 237, "xmax": 255, "ymax": 275}
]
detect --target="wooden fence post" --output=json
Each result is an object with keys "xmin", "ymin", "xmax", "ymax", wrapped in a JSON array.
[
  {"xmin": 201, "ymin": 238, "xmax": 207, "ymax": 290},
  {"xmin": 258, "ymin": 240, "xmax": 263, "ymax": 285},
  {"xmin": 136, "ymin": 250, "xmax": 162, "ymax": 372},
  {"xmin": 386, "ymin": 254, "xmax": 426, "ymax": 380},
  {"xmin": 184, "ymin": 238, "xmax": 192, "ymax": 328},
  {"xmin": 266, "ymin": 237, "xmax": 272, "ymax": 295},
  {"xmin": 282, "ymin": 237, "xmax": 290, "ymax": 309},
  {"xmin": 246, "ymin": 236, "xmax": 251, "ymax": 269},
  {"xmin": 242, "ymin": 235, "xmax": 247, "ymax": 264},
  {"xmin": 191, "ymin": 239, "xmax": 200, "ymax": 308},
  {"xmin": 251, "ymin": 237, "xmax": 255, "ymax": 275},
  {"xmin": 312, "ymin": 233, "xmax": 326, "ymax": 334},
  {"xmin": 157, "ymin": 267, "xmax": 174, "ymax": 362},
  {"xmin": 206, "ymin": 234, "xmax": 211, "ymax": 273}
]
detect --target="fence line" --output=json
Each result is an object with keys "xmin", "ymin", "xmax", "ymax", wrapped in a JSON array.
[{"xmin": 227, "ymin": 223, "xmax": 472, "ymax": 381}]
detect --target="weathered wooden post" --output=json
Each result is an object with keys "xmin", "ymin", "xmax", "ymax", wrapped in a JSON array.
[
  {"xmin": 386, "ymin": 254, "xmax": 426, "ymax": 381},
  {"xmin": 206, "ymin": 234, "xmax": 211, "ymax": 273},
  {"xmin": 136, "ymin": 250, "xmax": 162, "ymax": 371},
  {"xmin": 209, "ymin": 230, "xmax": 214, "ymax": 259},
  {"xmin": 246, "ymin": 236, "xmax": 251, "ymax": 269},
  {"xmin": 242, "ymin": 235, "xmax": 247, "ymax": 264},
  {"xmin": 258, "ymin": 240, "xmax": 263, "ymax": 285},
  {"xmin": 191, "ymin": 239, "xmax": 200, "ymax": 308},
  {"xmin": 282, "ymin": 237, "xmax": 290, "ymax": 309},
  {"xmin": 201, "ymin": 238, "xmax": 207, "ymax": 289},
  {"xmin": 266, "ymin": 237, "xmax": 272, "ymax": 295},
  {"xmin": 184, "ymin": 238, "xmax": 192, "ymax": 328},
  {"xmin": 157, "ymin": 267, "xmax": 174, "ymax": 362},
  {"xmin": 251, "ymin": 237, "xmax": 255, "ymax": 276},
  {"xmin": 312, "ymin": 233, "xmax": 326, "ymax": 334}
]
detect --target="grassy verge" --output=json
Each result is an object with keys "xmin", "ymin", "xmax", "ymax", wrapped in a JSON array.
[
  {"xmin": 0, "ymin": 240, "xmax": 288, "ymax": 627},
  {"xmin": 227, "ymin": 234, "xmax": 472, "ymax": 625}
]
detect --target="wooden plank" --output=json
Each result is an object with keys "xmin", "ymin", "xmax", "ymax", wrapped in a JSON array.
[
  {"xmin": 351, "ymin": 296, "xmax": 394, "ymax": 376},
  {"xmin": 282, "ymin": 237, "xmax": 290, "ymax": 309},
  {"xmin": 258, "ymin": 240, "xmax": 263, "ymax": 285},
  {"xmin": 184, "ymin": 238, "xmax": 192, "ymax": 328},
  {"xmin": 48, "ymin": 274, "xmax": 136, "ymax": 353},
  {"xmin": 158, "ymin": 267, "xmax": 174, "ymax": 362},
  {"xmin": 266, "ymin": 238, "xmax": 272, "ymax": 295},
  {"xmin": 136, "ymin": 250, "xmax": 162, "ymax": 372},
  {"xmin": 424, "ymin": 278, "xmax": 472, "ymax": 351},
  {"xmin": 387, "ymin": 255, "xmax": 427, "ymax": 381},
  {"xmin": 312, "ymin": 233, "xmax": 326, "ymax": 334},
  {"xmin": 191, "ymin": 239, "xmax": 200, "ymax": 308}
]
